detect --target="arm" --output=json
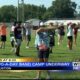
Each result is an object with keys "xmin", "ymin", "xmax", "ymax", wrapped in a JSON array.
[
  {"xmin": 36, "ymin": 27, "xmax": 45, "ymax": 33},
  {"xmin": 36, "ymin": 27, "xmax": 57, "ymax": 33}
]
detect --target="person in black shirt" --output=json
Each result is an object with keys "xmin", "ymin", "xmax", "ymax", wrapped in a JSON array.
[
  {"xmin": 14, "ymin": 22, "xmax": 22, "ymax": 56},
  {"xmin": 48, "ymin": 23, "xmax": 56, "ymax": 53}
]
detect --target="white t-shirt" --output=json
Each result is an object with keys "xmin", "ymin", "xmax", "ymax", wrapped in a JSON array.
[
  {"xmin": 11, "ymin": 26, "xmax": 15, "ymax": 32},
  {"xmin": 25, "ymin": 24, "xmax": 32, "ymax": 35},
  {"xmin": 26, "ymin": 27, "xmax": 31, "ymax": 35},
  {"xmin": 67, "ymin": 25, "xmax": 73, "ymax": 36}
]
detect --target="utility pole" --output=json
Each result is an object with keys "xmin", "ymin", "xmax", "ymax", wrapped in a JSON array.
[
  {"xmin": 17, "ymin": 0, "xmax": 19, "ymax": 21},
  {"xmin": 22, "ymin": 0, "xmax": 24, "ymax": 23},
  {"xmin": 17, "ymin": 0, "xmax": 24, "ymax": 22}
]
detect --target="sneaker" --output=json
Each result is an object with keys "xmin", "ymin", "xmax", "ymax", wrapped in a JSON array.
[{"xmin": 26, "ymin": 46, "xmax": 29, "ymax": 48}]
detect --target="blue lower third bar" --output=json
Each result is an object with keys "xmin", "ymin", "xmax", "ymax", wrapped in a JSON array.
[{"xmin": 0, "ymin": 62, "xmax": 74, "ymax": 70}]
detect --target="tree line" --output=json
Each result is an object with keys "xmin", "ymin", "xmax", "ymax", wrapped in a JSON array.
[{"xmin": 0, "ymin": 0, "xmax": 78, "ymax": 22}]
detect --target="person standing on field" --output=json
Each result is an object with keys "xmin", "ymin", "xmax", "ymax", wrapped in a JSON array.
[
  {"xmin": 14, "ymin": 22, "xmax": 22, "ymax": 56},
  {"xmin": 73, "ymin": 23, "xmax": 79, "ymax": 46},
  {"xmin": 24, "ymin": 22, "xmax": 32, "ymax": 48},
  {"xmin": 35, "ymin": 22, "xmax": 57, "ymax": 79},
  {"xmin": 57, "ymin": 23, "xmax": 65, "ymax": 45},
  {"xmin": 67, "ymin": 22, "xmax": 74, "ymax": 50},
  {"xmin": 48, "ymin": 23, "xmax": 56, "ymax": 53},
  {"xmin": 10, "ymin": 22, "xmax": 16, "ymax": 52},
  {"xmin": 0, "ymin": 22, "xmax": 7, "ymax": 49}
]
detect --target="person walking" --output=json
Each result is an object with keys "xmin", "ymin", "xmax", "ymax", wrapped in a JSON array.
[{"xmin": 14, "ymin": 21, "xmax": 22, "ymax": 56}]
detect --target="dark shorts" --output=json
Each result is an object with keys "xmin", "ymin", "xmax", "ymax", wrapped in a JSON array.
[
  {"xmin": 67, "ymin": 36, "xmax": 73, "ymax": 41},
  {"xmin": 49, "ymin": 38, "xmax": 55, "ymax": 47},
  {"xmin": 50, "ymin": 42, "xmax": 55, "ymax": 47},
  {"xmin": 37, "ymin": 48, "xmax": 50, "ymax": 59},
  {"xmin": 1, "ymin": 35, "xmax": 6, "ymax": 42},
  {"xmin": 26, "ymin": 35, "xmax": 31, "ymax": 41}
]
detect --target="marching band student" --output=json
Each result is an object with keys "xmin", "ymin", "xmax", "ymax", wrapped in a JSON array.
[
  {"xmin": 48, "ymin": 23, "xmax": 56, "ymax": 53},
  {"xmin": 35, "ymin": 22, "xmax": 57, "ymax": 79},
  {"xmin": 10, "ymin": 22, "xmax": 16, "ymax": 52},
  {"xmin": 57, "ymin": 23, "xmax": 65, "ymax": 45},
  {"xmin": 73, "ymin": 23, "xmax": 79, "ymax": 46},
  {"xmin": 67, "ymin": 23, "xmax": 74, "ymax": 50},
  {"xmin": 24, "ymin": 22, "xmax": 32, "ymax": 48},
  {"xmin": 0, "ymin": 22, "xmax": 7, "ymax": 49},
  {"xmin": 14, "ymin": 21, "xmax": 22, "ymax": 56}
]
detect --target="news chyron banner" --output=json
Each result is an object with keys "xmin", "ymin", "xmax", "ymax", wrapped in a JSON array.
[
  {"xmin": 0, "ymin": 58, "xmax": 37, "ymax": 62},
  {"xmin": 0, "ymin": 58, "xmax": 80, "ymax": 70}
]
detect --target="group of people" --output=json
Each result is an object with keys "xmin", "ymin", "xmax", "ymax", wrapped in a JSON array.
[
  {"xmin": 57, "ymin": 22, "xmax": 79, "ymax": 50},
  {"xmin": 34, "ymin": 22, "xmax": 80, "ymax": 79},
  {"xmin": 0, "ymin": 21, "xmax": 80, "ymax": 79},
  {"xmin": 10, "ymin": 21, "xmax": 32, "ymax": 56},
  {"xmin": 0, "ymin": 21, "xmax": 79, "ymax": 55},
  {"xmin": 0, "ymin": 21, "xmax": 32, "ymax": 56}
]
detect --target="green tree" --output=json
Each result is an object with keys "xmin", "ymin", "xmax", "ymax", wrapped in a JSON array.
[
  {"xmin": 24, "ymin": 4, "xmax": 46, "ymax": 20},
  {"xmin": 50, "ymin": 0, "xmax": 77, "ymax": 18},
  {"xmin": 0, "ymin": 5, "xmax": 17, "ymax": 22}
]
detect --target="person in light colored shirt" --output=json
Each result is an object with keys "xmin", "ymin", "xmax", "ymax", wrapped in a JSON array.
[
  {"xmin": 24, "ymin": 22, "xmax": 32, "ymax": 48},
  {"xmin": 35, "ymin": 22, "xmax": 57, "ymax": 79},
  {"xmin": 10, "ymin": 22, "xmax": 16, "ymax": 52},
  {"xmin": 67, "ymin": 23, "xmax": 74, "ymax": 50}
]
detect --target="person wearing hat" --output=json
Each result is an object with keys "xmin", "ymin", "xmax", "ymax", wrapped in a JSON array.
[{"xmin": 35, "ymin": 22, "xmax": 56, "ymax": 79}]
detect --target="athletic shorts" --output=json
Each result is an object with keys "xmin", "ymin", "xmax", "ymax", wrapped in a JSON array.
[
  {"xmin": 49, "ymin": 38, "xmax": 55, "ymax": 47},
  {"xmin": 67, "ymin": 36, "xmax": 73, "ymax": 41},
  {"xmin": 1, "ymin": 35, "xmax": 6, "ymax": 42},
  {"xmin": 49, "ymin": 41, "xmax": 55, "ymax": 47},
  {"xmin": 16, "ymin": 39, "xmax": 22, "ymax": 46},
  {"xmin": 26, "ymin": 35, "xmax": 31, "ymax": 41},
  {"xmin": 37, "ymin": 47, "xmax": 50, "ymax": 59}
]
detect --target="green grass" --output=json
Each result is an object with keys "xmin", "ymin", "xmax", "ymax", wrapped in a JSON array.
[{"xmin": 0, "ymin": 28, "xmax": 80, "ymax": 79}]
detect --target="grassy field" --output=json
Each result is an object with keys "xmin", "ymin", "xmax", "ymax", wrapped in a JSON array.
[{"xmin": 0, "ymin": 27, "xmax": 80, "ymax": 79}]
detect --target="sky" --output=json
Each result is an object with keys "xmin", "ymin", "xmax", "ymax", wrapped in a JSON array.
[{"xmin": 0, "ymin": 0, "xmax": 80, "ymax": 10}]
